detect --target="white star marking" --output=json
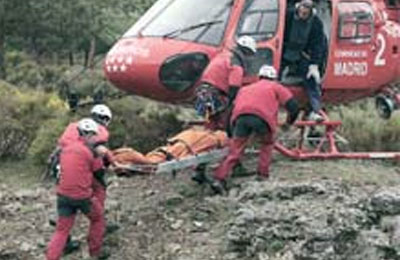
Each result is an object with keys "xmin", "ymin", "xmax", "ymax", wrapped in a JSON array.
[{"xmin": 126, "ymin": 56, "xmax": 133, "ymax": 65}]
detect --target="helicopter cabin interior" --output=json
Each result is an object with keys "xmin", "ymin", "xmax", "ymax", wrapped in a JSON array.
[
  {"xmin": 239, "ymin": 0, "xmax": 374, "ymax": 87},
  {"xmin": 236, "ymin": 0, "xmax": 333, "ymax": 85}
]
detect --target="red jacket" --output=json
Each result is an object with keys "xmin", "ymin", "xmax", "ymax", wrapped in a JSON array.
[
  {"xmin": 57, "ymin": 121, "xmax": 112, "ymax": 182},
  {"xmin": 57, "ymin": 138, "xmax": 103, "ymax": 199},
  {"xmin": 58, "ymin": 121, "xmax": 109, "ymax": 148},
  {"xmin": 201, "ymin": 51, "xmax": 244, "ymax": 94},
  {"xmin": 231, "ymin": 79, "xmax": 293, "ymax": 134}
]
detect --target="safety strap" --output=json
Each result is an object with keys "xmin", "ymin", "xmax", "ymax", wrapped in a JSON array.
[
  {"xmin": 169, "ymin": 130, "xmax": 224, "ymax": 156},
  {"xmin": 207, "ymin": 131, "xmax": 224, "ymax": 148},
  {"xmin": 168, "ymin": 139, "xmax": 195, "ymax": 155},
  {"xmin": 155, "ymin": 148, "xmax": 175, "ymax": 161}
]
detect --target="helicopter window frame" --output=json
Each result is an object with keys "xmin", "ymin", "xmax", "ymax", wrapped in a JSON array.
[
  {"xmin": 236, "ymin": 0, "xmax": 280, "ymax": 41},
  {"xmin": 385, "ymin": 0, "xmax": 400, "ymax": 9},
  {"xmin": 337, "ymin": 2, "xmax": 374, "ymax": 44},
  {"xmin": 159, "ymin": 52, "xmax": 210, "ymax": 92}
]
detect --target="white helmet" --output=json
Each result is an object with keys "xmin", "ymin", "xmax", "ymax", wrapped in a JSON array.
[
  {"xmin": 297, "ymin": 0, "xmax": 314, "ymax": 9},
  {"xmin": 91, "ymin": 104, "xmax": 112, "ymax": 126},
  {"xmin": 77, "ymin": 118, "xmax": 98, "ymax": 136},
  {"xmin": 258, "ymin": 65, "xmax": 277, "ymax": 79},
  {"xmin": 237, "ymin": 36, "xmax": 257, "ymax": 54}
]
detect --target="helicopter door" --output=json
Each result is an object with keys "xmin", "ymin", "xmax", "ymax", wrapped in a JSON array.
[
  {"xmin": 235, "ymin": 0, "xmax": 284, "ymax": 82},
  {"xmin": 279, "ymin": 0, "xmax": 332, "ymax": 85}
]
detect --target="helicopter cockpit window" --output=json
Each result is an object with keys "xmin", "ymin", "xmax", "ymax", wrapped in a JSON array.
[
  {"xmin": 123, "ymin": 0, "xmax": 233, "ymax": 46},
  {"xmin": 236, "ymin": 0, "xmax": 279, "ymax": 41},
  {"xmin": 338, "ymin": 3, "xmax": 373, "ymax": 44}
]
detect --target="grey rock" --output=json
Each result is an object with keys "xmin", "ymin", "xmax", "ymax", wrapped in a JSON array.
[
  {"xmin": 370, "ymin": 188, "xmax": 400, "ymax": 215},
  {"xmin": 170, "ymin": 219, "xmax": 184, "ymax": 230},
  {"xmin": 225, "ymin": 181, "xmax": 399, "ymax": 260}
]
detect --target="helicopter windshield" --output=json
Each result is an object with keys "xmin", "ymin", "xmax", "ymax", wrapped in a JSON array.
[{"xmin": 123, "ymin": 0, "xmax": 234, "ymax": 46}]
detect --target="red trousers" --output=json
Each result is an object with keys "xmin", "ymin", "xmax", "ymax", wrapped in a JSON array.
[
  {"xmin": 93, "ymin": 179, "xmax": 106, "ymax": 210},
  {"xmin": 46, "ymin": 196, "xmax": 105, "ymax": 260},
  {"xmin": 214, "ymin": 135, "xmax": 274, "ymax": 181}
]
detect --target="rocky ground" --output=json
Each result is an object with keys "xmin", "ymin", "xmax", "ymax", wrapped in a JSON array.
[{"xmin": 1, "ymin": 157, "xmax": 400, "ymax": 260}]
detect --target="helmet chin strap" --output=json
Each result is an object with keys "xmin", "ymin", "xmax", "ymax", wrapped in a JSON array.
[{"xmin": 92, "ymin": 115, "xmax": 109, "ymax": 127}]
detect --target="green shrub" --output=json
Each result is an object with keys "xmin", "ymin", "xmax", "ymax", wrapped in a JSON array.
[
  {"xmin": 5, "ymin": 51, "xmax": 121, "ymax": 106},
  {"xmin": 333, "ymin": 100, "xmax": 400, "ymax": 151},
  {"xmin": 5, "ymin": 51, "xmax": 68, "ymax": 92},
  {"xmin": 72, "ymin": 69, "xmax": 115, "ymax": 98},
  {"xmin": 0, "ymin": 80, "xmax": 69, "ymax": 160},
  {"xmin": 0, "ymin": 118, "xmax": 28, "ymax": 159},
  {"xmin": 28, "ymin": 117, "xmax": 70, "ymax": 165},
  {"xmin": 107, "ymin": 97, "xmax": 184, "ymax": 152}
]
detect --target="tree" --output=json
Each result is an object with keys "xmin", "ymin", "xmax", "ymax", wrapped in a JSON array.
[
  {"xmin": 0, "ymin": 0, "xmax": 5, "ymax": 78},
  {"xmin": 1, "ymin": 0, "xmax": 157, "ymax": 70}
]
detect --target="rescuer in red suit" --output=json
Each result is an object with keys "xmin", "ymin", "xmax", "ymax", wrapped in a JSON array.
[
  {"xmin": 57, "ymin": 104, "xmax": 114, "ymax": 210},
  {"xmin": 210, "ymin": 65, "xmax": 300, "ymax": 194},
  {"xmin": 195, "ymin": 35, "xmax": 257, "ymax": 135},
  {"xmin": 192, "ymin": 36, "xmax": 257, "ymax": 185},
  {"xmin": 49, "ymin": 104, "xmax": 117, "ymax": 254},
  {"xmin": 46, "ymin": 118, "xmax": 107, "ymax": 260}
]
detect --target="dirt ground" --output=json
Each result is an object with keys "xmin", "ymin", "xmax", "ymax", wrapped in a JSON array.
[{"xmin": 1, "ymin": 157, "xmax": 400, "ymax": 260}]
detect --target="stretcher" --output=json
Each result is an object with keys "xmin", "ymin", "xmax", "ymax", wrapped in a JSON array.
[
  {"xmin": 113, "ymin": 147, "xmax": 229, "ymax": 175},
  {"xmin": 111, "ymin": 127, "xmax": 229, "ymax": 175}
]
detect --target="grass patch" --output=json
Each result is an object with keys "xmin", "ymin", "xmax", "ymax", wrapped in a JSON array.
[
  {"xmin": 0, "ymin": 159, "xmax": 43, "ymax": 188},
  {"xmin": 330, "ymin": 100, "xmax": 400, "ymax": 152}
]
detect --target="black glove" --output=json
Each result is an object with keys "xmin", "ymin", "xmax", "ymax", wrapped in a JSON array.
[
  {"xmin": 103, "ymin": 156, "xmax": 111, "ymax": 167},
  {"xmin": 94, "ymin": 169, "xmax": 107, "ymax": 188},
  {"xmin": 285, "ymin": 98, "xmax": 299, "ymax": 125},
  {"xmin": 228, "ymin": 86, "xmax": 239, "ymax": 105}
]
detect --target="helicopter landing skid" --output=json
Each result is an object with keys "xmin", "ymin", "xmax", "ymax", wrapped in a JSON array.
[{"xmin": 275, "ymin": 112, "xmax": 400, "ymax": 160}]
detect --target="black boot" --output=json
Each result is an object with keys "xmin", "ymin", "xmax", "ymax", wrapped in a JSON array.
[
  {"xmin": 232, "ymin": 162, "xmax": 249, "ymax": 177},
  {"xmin": 97, "ymin": 250, "xmax": 111, "ymax": 260},
  {"xmin": 192, "ymin": 164, "xmax": 207, "ymax": 184},
  {"xmin": 209, "ymin": 179, "xmax": 227, "ymax": 195},
  {"xmin": 63, "ymin": 236, "xmax": 80, "ymax": 255},
  {"xmin": 90, "ymin": 249, "xmax": 111, "ymax": 260},
  {"xmin": 106, "ymin": 222, "xmax": 120, "ymax": 235},
  {"xmin": 255, "ymin": 173, "xmax": 270, "ymax": 182}
]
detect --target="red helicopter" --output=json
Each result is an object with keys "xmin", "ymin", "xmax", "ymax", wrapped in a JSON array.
[{"xmin": 104, "ymin": 0, "xmax": 400, "ymax": 160}]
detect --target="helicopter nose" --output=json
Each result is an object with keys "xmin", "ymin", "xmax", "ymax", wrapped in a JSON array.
[{"xmin": 104, "ymin": 37, "xmax": 216, "ymax": 102}]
